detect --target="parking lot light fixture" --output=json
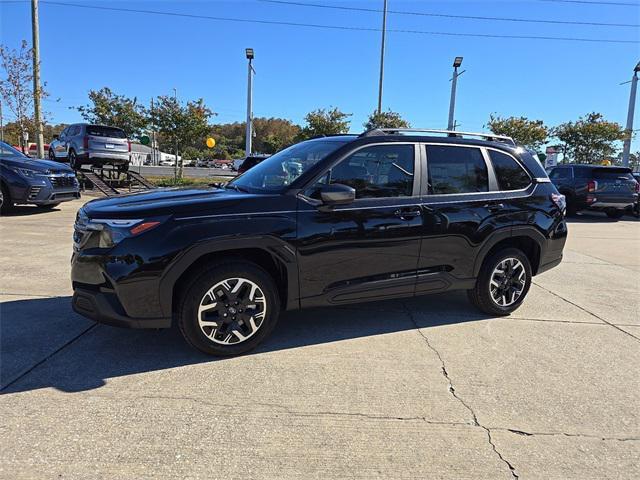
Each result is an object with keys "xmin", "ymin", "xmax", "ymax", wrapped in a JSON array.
[
  {"xmin": 245, "ymin": 48, "xmax": 255, "ymax": 156},
  {"xmin": 246, "ymin": 48, "xmax": 254, "ymax": 60},
  {"xmin": 448, "ymin": 57, "xmax": 465, "ymax": 130},
  {"xmin": 453, "ymin": 56, "xmax": 463, "ymax": 68}
]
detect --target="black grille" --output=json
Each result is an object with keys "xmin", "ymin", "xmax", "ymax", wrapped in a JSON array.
[{"xmin": 49, "ymin": 175, "xmax": 77, "ymax": 189}]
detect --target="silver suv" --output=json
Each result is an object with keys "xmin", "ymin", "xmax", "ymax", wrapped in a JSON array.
[{"xmin": 49, "ymin": 123, "xmax": 130, "ymax": 171}]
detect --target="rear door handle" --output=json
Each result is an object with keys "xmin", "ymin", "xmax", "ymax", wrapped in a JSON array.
[
  {"xmin": 485, "ymin": 203, "xmax": 506, "ymax": 212},
  {"xmin": 394, "ymin": 207, "xmax": 422, "ymax": 219}
]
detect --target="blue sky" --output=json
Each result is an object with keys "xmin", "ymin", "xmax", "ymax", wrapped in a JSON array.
[{"xmin": 1, "ymin": 0, "xmax": 639, "ymax": 149}]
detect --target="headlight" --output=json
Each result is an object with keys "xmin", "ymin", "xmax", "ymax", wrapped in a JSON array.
[
  {"xmin": 87, "ymin": 218, "xmax": 163, "ymax": 247},
  {"xmin": 9, "ymin": 166, "xmax": 46, "ymax": 178}
]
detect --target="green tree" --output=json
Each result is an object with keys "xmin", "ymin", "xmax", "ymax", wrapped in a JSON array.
[
  {"xmin": 300, "ymin": 107, "xmax": 351, "ymax": 139},
  {"xmin": 552, "ymin": 113, "xmax": 625, "ymax": 164},
  {"xmin": 364, "ymin": 109, "xmax": 410, "ymax": 130},
  {"xmin": 487, "ymin": 115, "xmax": 548, "ymax": 150},
  {"xmin": 150, "ymin": 95, "xmax": 214, "ymax": 177},
  {"xmin": 76, "ymin": 87, "xmax": 148, "ymax": 138}
]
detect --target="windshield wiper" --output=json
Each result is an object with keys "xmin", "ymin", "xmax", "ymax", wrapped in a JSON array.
[{"xmin": 225, "ymin": 183, "xmax": 249, "ymax": 193}]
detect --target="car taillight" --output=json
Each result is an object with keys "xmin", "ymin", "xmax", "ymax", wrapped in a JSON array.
[
  {"xmin": 127, "ymin": 140, "xmax": 131, "ymax": 152},
  {"xmin": 551, "ymin": 193, "xmax": 566, "ymax": 212},
  {"xmin": 587, "ymin": 180, "xmax": 597, "ymax": 193},
  {"xmin": 83, "ymin": 136, "xmax": 89, "ymax": 149}
]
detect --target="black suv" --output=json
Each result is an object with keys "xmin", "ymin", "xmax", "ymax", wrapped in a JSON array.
[
  {"xmin": 547, "ymin": 164, "xmax": 638, "ymax": 218},
  {"xmin": 71, "ymin": 129, "xmax": 567, "ymax": 355}
]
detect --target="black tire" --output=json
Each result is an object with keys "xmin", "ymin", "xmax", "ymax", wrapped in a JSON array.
[
  {"xmin": 467, "ymin": 247, "xmax": 532, "ymax": 316},
  {"xmin": 605, "ymin": 209, "xmax": 624, "ymax": 219},
  {"xmin": 119, "ymin": 162, "xmax": 129, "ymax": 173},
  {"xmin": 68, "ymin": 150, "xmax": 80, "ymax": 170},
  {"xmin": 178, "ymin": 261, "xmax": 280, "ymax": 356},
  {"xmin": 38, "ymin": 203, "xmax": 60, "ymax": 210},
  {"xmin": 0, "ymin": 182, "xmax": 14, "ymax": 214},
  {"xmin": 565, "ymin": 197, "xmax": 578, "ymax": 216}
]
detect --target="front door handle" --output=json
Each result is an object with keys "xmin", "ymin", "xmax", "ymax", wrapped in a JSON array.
[
  {"xmin": 484, "ymin": 203, "xmax": 506, "ymax": 212},
  {"xmin": 394, "ymin": 207, "xmax": 422, "ymax": 219}
]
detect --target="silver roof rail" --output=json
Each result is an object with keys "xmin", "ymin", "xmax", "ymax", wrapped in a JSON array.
[{"xmin": 361, "ymin": 128, "xmax": 516, "ymax": 146}]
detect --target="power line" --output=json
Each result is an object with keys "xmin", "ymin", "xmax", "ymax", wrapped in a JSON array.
[
  {"xmin": 537, "ymin": 0, "xmax": 639, "ymax": 6},
  {"xmin": 260, "ymin": 0, "xmax": 639, "ymax": 28},
  {"xmin": 36, "ymin": 1, "xmax": 638, "ymax": 44}
]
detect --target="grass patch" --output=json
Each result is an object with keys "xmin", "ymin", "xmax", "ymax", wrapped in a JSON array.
[{"xmin": 146, "ymin": 176, "xmax": 230, "ymax": 187}]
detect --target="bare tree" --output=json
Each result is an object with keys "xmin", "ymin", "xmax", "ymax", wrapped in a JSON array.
[{"xmin": 0, "ymin": 40, "xmax": 47, "ymax": 152}]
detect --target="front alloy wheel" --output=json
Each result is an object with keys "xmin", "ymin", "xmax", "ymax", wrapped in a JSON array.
[
  {"xmin": 178, "ymin": 261, "xmax": 280, "ymax": 356},
  {"xmin": 197, "ymin": 277, "xmax": 267, "ymax": 345}
]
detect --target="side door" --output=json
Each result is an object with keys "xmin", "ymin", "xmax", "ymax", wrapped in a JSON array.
[
  {"xmin": 55, "ymin": 127, "xmax": 69, "ymax": 158},
  {"xmin": 416, "ymin": 143, "xmax": 511, "ymax": 292},
  {"xmin": 296, "ymin": 143, "xmax": 423, "ymax": 307}
]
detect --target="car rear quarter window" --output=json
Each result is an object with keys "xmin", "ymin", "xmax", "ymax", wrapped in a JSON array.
[
  {"xmin": 426, "ymin": 145, "xmax": 488, "ymax": 194},
  {"xmin": 592, "ymin": 168, "xmax": 634, "ymax": 180},
  {"xmin": 488, "ymin": 150, "xmax": 531, "ymax": 190},
  {"xmin": 87, "ymin": 126, "xmax": 127, "ymax": 138}
]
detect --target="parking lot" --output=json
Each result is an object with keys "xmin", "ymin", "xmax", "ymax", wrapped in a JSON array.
[{"xmin": 1, "ymin": 199, "xmax": 638, "ymax": 479}]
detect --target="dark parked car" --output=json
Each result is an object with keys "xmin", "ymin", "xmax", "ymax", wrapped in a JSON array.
[
  {"xmin": 0, "ymin": 141, "xmax": 80, "ymax": 213},
  {"xmin": 236, "ymin": 154, "xmax": 270, "ymax": 174},
  {"xmin": 48, "ymin": 123, "xmax": 131, "ymax": 171},
  {"xmin": 547, "ymin": 164, "xmax": 639, "ymax": 218},
  {"xmin": 71, "ymin": 129, "xmax": 567, "ymax": 355}
]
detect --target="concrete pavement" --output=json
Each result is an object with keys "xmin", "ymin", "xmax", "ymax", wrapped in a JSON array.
[{"xmin": 1, "ymin": 200, "xmax": 638, "ymax": 479}]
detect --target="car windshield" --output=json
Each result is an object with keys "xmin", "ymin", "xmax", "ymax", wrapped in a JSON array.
[
  {"xmin": 230, "ymin": 139, "xmax": 348, "ymax": 192},
  {"xmin": 0, "ymin": 141, "xmax": 28, "ymax": 159}
]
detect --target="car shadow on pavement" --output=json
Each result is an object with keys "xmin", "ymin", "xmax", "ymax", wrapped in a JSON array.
[
  {"xmin": 565, "ymin": 211, "xmax": 639, "ymax": 223},
  {"xmin": 1, "ymin": 205, "xmax": 61, "ymax": 216},
  {"xmin": 1, "ymin": 292, "xmax": 490, "ymax": 395}
]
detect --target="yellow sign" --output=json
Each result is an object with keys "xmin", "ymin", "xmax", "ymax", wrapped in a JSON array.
[
  {"xmin": 206, "ymin": 137, "xmax": 216, "ymax": 148},
  {"xmin": 601, "ymin": 159, "xmax": 611, "ymax": 166}
]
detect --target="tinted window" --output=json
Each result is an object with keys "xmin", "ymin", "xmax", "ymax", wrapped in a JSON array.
[
  {"xmin": 69, "ymin": 125, "xmax": 80, "ymax": 136},
  {"xmin": 489, "ymin": 150, "xmax": 531, "ymax": 190},
  {"xmin": 573, "ymin": 167, "xmax": 592, "ymax": 179},
  {"xmin": 87, "ymin": 126, "xmax": 127, "ymax": 138},
  {"xmin": 593, "ymin": 168, "xmax": 634, "ymax": 180},
  {"xmin": 327, "ymin": 144, "xmax": 415, "ymax": 199},
  {"xmin": 426, "ymin": 145, "xmax": 488, "ymax": 194},
  {"xmin": 549, "ymin": 168, "xmax": 571, "ymax": 179}
]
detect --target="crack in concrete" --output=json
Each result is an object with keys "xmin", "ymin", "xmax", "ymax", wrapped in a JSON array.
[
  {"xmin": 96, "ymin": 393, "xmax": 473, "ymax": 427},
  {"xmin": 402, "ymin": 303, "xmax": 519, "ymax": 479},
  {"xmin": 501, "ymin": 428, "xmax": 640, "ymax": 442},
  {"xmin": 533, "ymin": 282, "xmax": 640, "ymax": 343}
]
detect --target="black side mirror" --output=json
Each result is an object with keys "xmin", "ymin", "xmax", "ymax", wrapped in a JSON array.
[{"xmin": 319, "ymin": 183, "xmax": 356, "ymax": 206}]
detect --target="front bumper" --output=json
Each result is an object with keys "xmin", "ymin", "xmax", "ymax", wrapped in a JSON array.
[{"xmin": 72, "ymin": 288, "xmax": 171, "ymax": 329}]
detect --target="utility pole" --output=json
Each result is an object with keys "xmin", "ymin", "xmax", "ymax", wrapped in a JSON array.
[
  {"xmin": 621, "ymin": 61, "xmax": 639, "ymax": 168},
  {"xmin": 173, "ymin": 87, "xmax": 179, "ymax": 179},
  {"xmin": 150, "ymin": 97, "xmax": 156, "ymax": 166},
  {"xmin": 245, "ymin": 48, "xmax": 254, "ymax": 157},
  {"xmin": 31, "ymin": 0, "xmax": 45, "ymax": 158},
  {"xmin": 377, "ymin": 0, "xmax": 388, "ymax": 115},
  {"xmin": 0, "ymin": 101, "xmax": 4, "ymax": 142},
  {"xmin": 447, "ymin": 57, "xmax": 464, "ymax": 131}
]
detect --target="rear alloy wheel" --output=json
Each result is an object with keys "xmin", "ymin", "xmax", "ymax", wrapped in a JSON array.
[
  {"xmin": 468, "ymin": 248, "xmax": 532, "ymax": 315},
  {"xmin": 178, "ymin": 262, "xmax": 280, "ymax": 356},
  {"xmin": 0, "ymin": 183, "xmax": 14, "ymax": 214},
  {"xmin": 68, "ymin": 150, "xmax": 79, "ymax": 170}
]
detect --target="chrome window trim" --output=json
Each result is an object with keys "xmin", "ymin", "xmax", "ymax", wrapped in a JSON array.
[{"xmin": 483, "ymin": 146, "xmax": 533, "ymax": 192}]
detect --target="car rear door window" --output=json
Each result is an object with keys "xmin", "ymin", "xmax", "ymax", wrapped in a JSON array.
[
  {"xmin": 426, "ymin": 145, "xmax": 488, "ymax": 194},
  {"xmin": 328, "ymin": 144, "xmax": 415, "ymax": 199},
  {"xmin": 489, "ymin": 150, "xmax": 531, "ymax": 190}
]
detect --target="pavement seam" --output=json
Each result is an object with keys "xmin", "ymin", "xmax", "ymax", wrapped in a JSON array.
[
  {"xmin": 0, "ymin": 292, "xmax": 65, "ymax": 298},
  {"xmin": 532, "ymin": 282, "xmax": 640, "ymax": 343},
  {"xmin": 565, "ymin": 249, "xmax": 638, "ymax": 273},
  {"xmin": 402, "ymin": 303, "xmax": 519, "ymax": 480},
  {"xmin": 0, "ymin": 323, "xmax": 97, "ymax": 392},
  {"xmin": 497, "ymin": 428, "xmax": 640, "ymax": 442}
]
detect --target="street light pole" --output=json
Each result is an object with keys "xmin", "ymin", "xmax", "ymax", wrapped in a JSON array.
[
  {"xmin": 621, "ymin": 61, "xmax": 639, "ymax": 168},
  {"xmin": 447, "ymin": 57, "xmax": 464, "ymax": 131},
  {"xmin": 245, "ymin": 48, "xmax": 254, "ymax": 156},
  {"xmin": 173, "ymin": 87, "xmax": 179, "ymax": 179},
  {"xmin": 31, "ymin": 0, "xmax": 45, "ymax": 158},
  {"xmin": 377, "ymin": 0, "xmax": 388, "ymax": 115}
]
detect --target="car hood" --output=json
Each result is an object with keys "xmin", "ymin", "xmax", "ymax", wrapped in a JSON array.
[
  {"xmin": 0, "ymin": 156, "xmax": 74, "ymax": 173},
  {"xmin": 82, "ymin": 186, "xmax": 274, "ymax": 219}
]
